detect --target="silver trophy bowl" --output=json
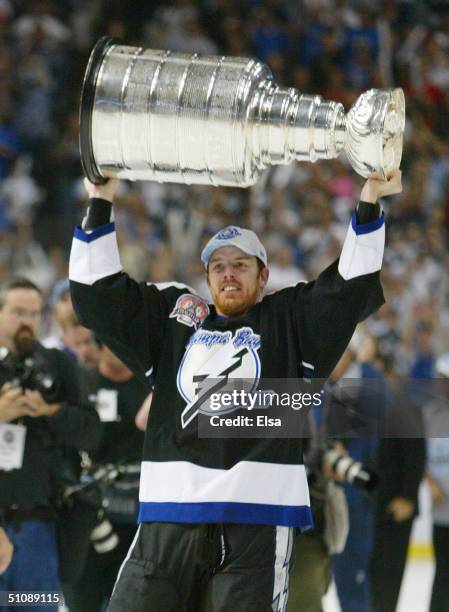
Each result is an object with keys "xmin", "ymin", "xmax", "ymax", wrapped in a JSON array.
[{"xmin": 80, "ymin": 38, "xmax": 405, "ymax": 187}]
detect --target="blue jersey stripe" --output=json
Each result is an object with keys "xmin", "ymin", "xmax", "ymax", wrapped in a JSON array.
[
  {"xmin": 138, "ymin": 501, "xmax": 313, "ymax": 530},
  {"xmin": 351, "ymin": 211, "xmax": 385, "ymax": 235},
  {"xmin": 74, "ymin": 222, "xmax": 116, "ymax": 243}
]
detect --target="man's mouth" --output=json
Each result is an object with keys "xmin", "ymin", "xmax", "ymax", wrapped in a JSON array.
[{"xmin": 221, "ymin": 285, "xmax": 240, "ymax": 293}]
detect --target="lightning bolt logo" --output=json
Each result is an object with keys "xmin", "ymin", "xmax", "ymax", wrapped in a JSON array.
[{"xmin": 181, "ymin": 348, "xmax": 248, "ymax": 428}]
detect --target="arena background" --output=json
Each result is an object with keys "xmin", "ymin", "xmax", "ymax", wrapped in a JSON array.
[{"xmin": 0, "ymin": 1, "xmax": 448, "ymax": 610}]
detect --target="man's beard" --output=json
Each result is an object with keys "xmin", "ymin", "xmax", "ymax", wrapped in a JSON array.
[
  {"xmin": 213, "ymin": 285, "xmax": 261, "ymax": 317},
  {"xmin": 13, "ymin": 325, "xmax": 36, "ymax": 356}
]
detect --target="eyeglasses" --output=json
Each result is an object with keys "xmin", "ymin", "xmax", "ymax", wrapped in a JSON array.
[{"xmin": 9, "ymin": 307, "xmax": 41, "ymax": 320}]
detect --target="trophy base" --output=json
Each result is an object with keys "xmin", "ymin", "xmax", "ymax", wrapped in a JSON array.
[{"xmin": 79, "ymin": 36, "xmax": 116, "ymax": 185}]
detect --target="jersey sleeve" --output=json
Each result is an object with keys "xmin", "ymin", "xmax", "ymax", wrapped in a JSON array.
[
  {"xmin": 295, "ymin": 207, "xmax": 385, "ymax": 378},
  {"xmin": 69, "ymin": 221, "xmax": 171, "ymax": 385}
]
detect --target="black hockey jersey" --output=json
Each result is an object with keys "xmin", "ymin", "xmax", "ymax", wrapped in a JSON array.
[{"xmin": 69, "ymin": 207, "xmax": 385, "ymax": 529}]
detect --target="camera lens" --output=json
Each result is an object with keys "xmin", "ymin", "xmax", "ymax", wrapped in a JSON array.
[{"xmin": 90, "ymin": 518, "xmax": 119, "ymax": 554}]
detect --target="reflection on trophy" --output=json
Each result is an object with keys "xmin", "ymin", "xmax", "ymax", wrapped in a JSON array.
[{"xmin": 80, "ymin": 37, "xmax": 405, "ymax": 187}]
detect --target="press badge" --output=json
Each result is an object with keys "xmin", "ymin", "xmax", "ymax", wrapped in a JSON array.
[
  {"xmin": 0, "ymin": 423, "xmax": 26, "ymax": 471},
  {"xmin": 96, "ymin": 389, "xmax": 119, "ymax": 422}
]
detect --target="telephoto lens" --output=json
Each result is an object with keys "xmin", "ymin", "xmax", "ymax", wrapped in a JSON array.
[
  {"xmin": 324, "ymin": 448, "xmax": 379, "ymax": 491},
  {"xmin": 90, "ymin": 512, "xmax": 119, "ymax": 554}
]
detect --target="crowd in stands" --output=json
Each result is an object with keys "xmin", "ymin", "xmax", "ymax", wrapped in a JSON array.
[{"xmin": 0, "ymin": 0, "xmax": 448, "ymax": 378}]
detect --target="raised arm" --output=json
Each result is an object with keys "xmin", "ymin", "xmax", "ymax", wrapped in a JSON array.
[
  {"xmin": 339, "ymin": 170, "xmax": 401, "ymax": 281},
  {"xmin": 296, "ymin": 170, "xmax": 402, "ymax": 379},
  {"xmin": 69, "ymin": 179, "xmax": 168, "ymax": 386}
]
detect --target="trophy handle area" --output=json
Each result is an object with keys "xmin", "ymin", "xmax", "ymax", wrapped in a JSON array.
[{"xmin": 345, "ymin": 88, "xmax": 405, "ymax": 179}]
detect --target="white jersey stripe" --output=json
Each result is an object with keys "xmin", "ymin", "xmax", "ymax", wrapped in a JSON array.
[
  {"xmin": 147, "ymin": 281, "xmax": 197, "ymax": 294},
  {"xmin": 301, "ymin": 361, "xmax": 315, "ymax": 370},
  {"xmin": 139, "ymin": 460, "xmax": 310, "ymax": 507},
  {"xmin": 112, "ymin": 524, "xmax": 141, "ymax": 594},
  {"xmin": 338, "ymin": 211, "xmax": 385, "ymax": 280},
  {"xmin": 272, "ymin": 526, "xmax": 293, "ymax": 612},
  {"xmin": 70, "ymin": 227, "xmax": 122, "ymax": 286}
]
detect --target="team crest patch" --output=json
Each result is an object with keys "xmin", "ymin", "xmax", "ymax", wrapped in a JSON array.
[{"xmin": 170, "ymin": 294, "xmax": 209, "ymax": 329}]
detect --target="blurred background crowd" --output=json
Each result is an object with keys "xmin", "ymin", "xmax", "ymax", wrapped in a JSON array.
[{"xmin": 0, "ymin": 0, "xmax": 448, "ymax": 379}]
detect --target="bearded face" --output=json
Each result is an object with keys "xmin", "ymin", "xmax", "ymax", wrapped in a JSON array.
[
  {"xmin": 0, "ymin": 289, "xmax": 42, "ymax": 352},
  {"xmin": 207, "ymin": 246, "xmax": 268, "ymax": 317}
]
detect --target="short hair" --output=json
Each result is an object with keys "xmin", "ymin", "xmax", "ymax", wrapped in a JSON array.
[
  {"xmin": 0, "ymin": 277, "xmax": 42, "ymax": 309},
  {"xmin": 59, "ymin": 310, "xmax": 100, "ymax": 345},
  {"xmin": 256, "ymin": 258, "xmax": 266, "ymax": 274},
  {"xmin": 59, "ymin": 309, "xmax": 82, "ymax": 332}
]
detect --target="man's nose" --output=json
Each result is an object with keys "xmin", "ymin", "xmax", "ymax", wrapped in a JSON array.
[
  {"xmin": 19, "ymin": 313, "xmax": 36, "ymax": 324},
  {"xmin": 222, "ymin": 267, "xmax": 235, "ymax": 279},
  {"xmin": 222, "ymin": 273, "xmax": 234, "ymax": 284}
]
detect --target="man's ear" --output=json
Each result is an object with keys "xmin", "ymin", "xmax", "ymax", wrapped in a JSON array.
[{"xmin": 259, "ymin": 267, "xmax": 269, "ymax": 290}]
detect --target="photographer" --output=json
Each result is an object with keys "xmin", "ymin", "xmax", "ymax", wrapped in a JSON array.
[
  {"xmin": 288, "ymin": 333, "xmax": 384, "ymax": 612},
  {"xmin": 286, "ymin": 433, "xmax": 345, "ymax": 612},
  {"xmin": 0, "ymin": 277, "xmax": 101, "ymax": 610},
  {"xmin": 326, "ymin": 336, "xmax": 384, "ymax": 612},
  {"xmin": 62, "ymin": 329, "xmax": 149, "ymax": 612}
]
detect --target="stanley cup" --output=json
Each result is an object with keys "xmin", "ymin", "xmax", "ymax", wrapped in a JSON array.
[{"xmin": 80, "ymin": 37, "xmax": 405, "ymax": 187}]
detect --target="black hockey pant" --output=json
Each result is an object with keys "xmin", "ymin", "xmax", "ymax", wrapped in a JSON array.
[{"xmin": 107, "ymin": 521, "xmax": 293, "ymax": 612}]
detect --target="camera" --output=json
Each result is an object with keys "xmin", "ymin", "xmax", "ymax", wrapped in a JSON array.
[
  {"xmin": 63, "ymin": 463, "xmax": 121, "ymax": 555},
  {"xmin": 63, "ymin": 461, "xmax": 138, "ymax": 555},
  {"xmin": 324, "ymin": 447, "xmax": 379, "ymax": 492},
  {"xmin": 0, "ymin": 346, "xmax": 60, "ymax": 403}
]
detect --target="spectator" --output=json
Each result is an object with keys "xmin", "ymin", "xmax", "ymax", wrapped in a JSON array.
[
  {"xmin": 42, "ymin": 278, "xmax": 73, "ymax": 351},
  {"xmin": 59, "ymin": 310, "xmax": 100, "ymax": 371}
]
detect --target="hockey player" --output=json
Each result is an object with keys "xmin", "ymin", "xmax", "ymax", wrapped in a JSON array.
[{"xmin": 69, "ymin": 170, "xmax": 402, "ymax": 611}]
